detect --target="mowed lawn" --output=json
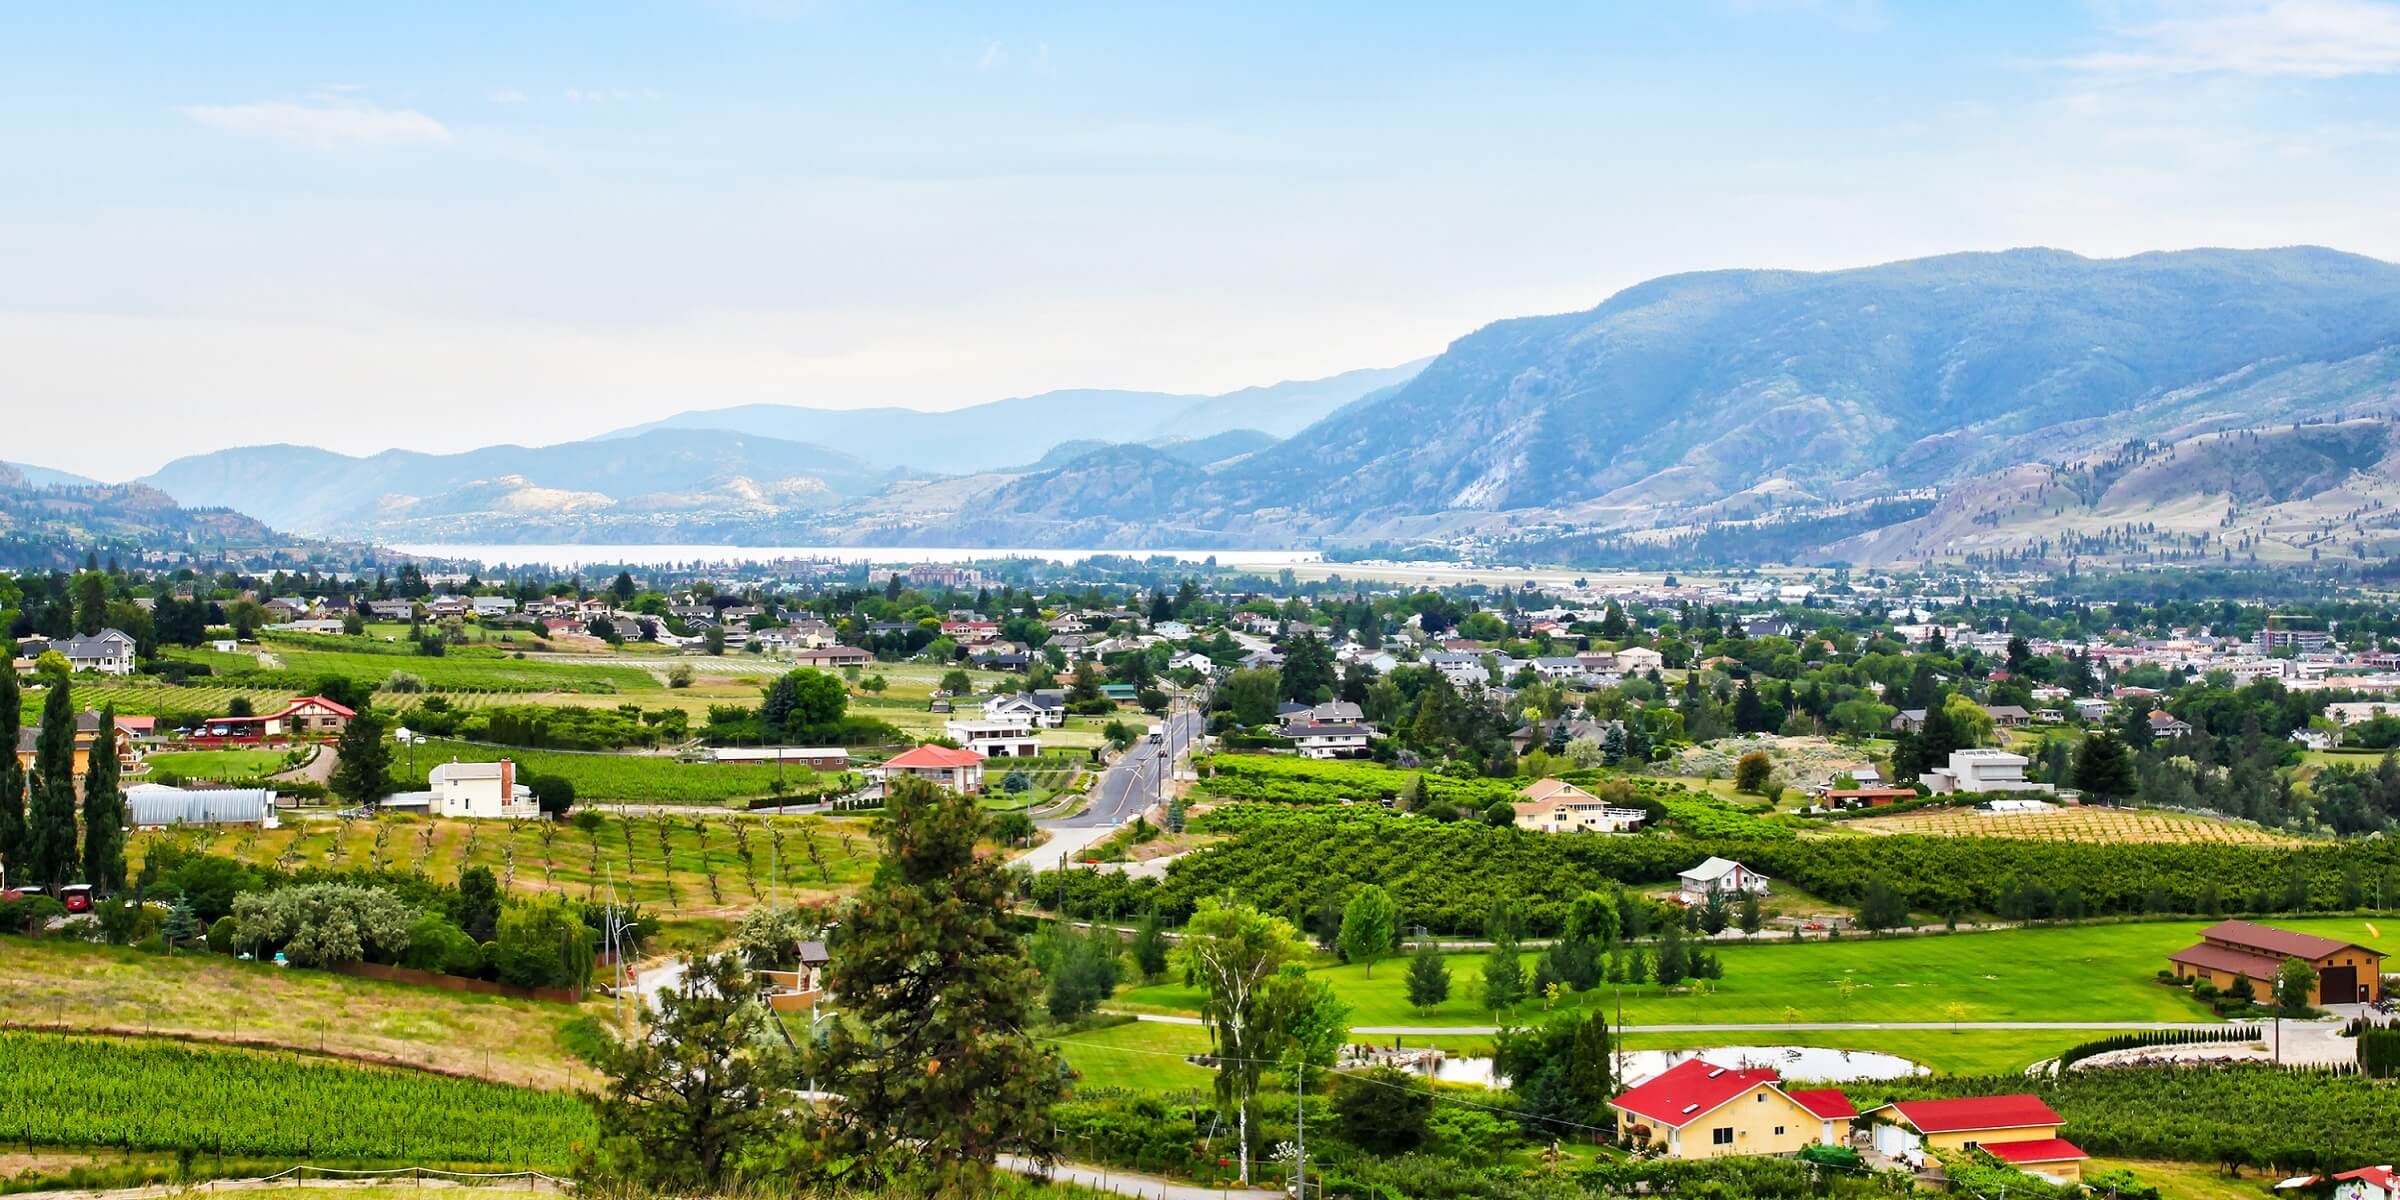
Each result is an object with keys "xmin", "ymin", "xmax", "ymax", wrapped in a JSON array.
[{"xmin": 1116, "ymin": 918, "xmax": 2400, "ymax": 1028}]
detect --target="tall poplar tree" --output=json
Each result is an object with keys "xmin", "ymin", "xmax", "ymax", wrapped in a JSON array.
[
  {"xmin": 0, "ymin": 643, "xmax": 25, "ymax": 880},
  {"xmin": 24, "ymin": 671, "xmax": 81, "ymax": 890},
  {"xmin": 81, "ymin": 706, "xmax": 126, "ymax": 892}
]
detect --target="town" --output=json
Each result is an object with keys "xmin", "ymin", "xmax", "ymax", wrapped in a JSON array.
[{"xmin": 3, "ymin": 550, "xmax": 2399, "ymax": 1200}]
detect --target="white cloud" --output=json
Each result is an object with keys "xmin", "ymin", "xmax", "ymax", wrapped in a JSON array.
[
  {"xmin": 182, "ymin": 99, "xmax": 453, "ymax": 150},
  {"xmin": 978, "ymin": 40, "xmax": 1006, "ymax": 70},
  {"xmin": 488, "ymin": 87, "xmax": 529, "ymax": 104},
  {"xmin": 2071, "ymin": 0, "xmax": 2400, "ymax": 77}
]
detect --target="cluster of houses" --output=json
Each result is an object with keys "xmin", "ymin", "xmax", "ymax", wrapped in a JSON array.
[{"xmin": 1609, "ymin": 1059, "xmax": 2088, "ymax": 1182}]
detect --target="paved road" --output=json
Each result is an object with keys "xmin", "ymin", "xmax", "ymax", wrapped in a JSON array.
[
  {"xmin": 1058, "ymin": 710, "xmax": 1206, "ymax": 829},
  {"xmin": 1122, "ymin": 1012, "xmax": 2239, "ymax": 1036}
]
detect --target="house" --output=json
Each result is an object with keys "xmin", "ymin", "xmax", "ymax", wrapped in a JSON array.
[
  {"xmin": 1289, "ymin": 722, "xmax": 1373, "ymax": 760},
  {"xmin": 1607, "ymin": 1059, "xmax": 1849, "ymax": 1160},
  {"xmin": 2072, "ymin": 698, "xmax": 2112, "ymax": 722},
  {"xmin": 1920, "ymin": 749, "xmax": 2044, "ymax": 795},
  {"xmin": 983, "ymin": 693, "xmax": 1067, "ymax": 728},
  {"xmin": 274, "ymin": 695, "xmax": 355, "ymax": 737},
  {"xmin": 1889, "ymin": 709, "xmax": 1930, "ymax": 734},
  {"xmin": 2148, "ymin": 709, "xmax": 2195, "ymax": 738},
  {"xmin": 943, "ymin": 718, "xmax": 1042, "ymax": 758},
  {"xmin": 1678, "ymin": 857, "xmax": 1769, "ymax": 905},
  {"xmin": 1512, "ymin": 778, "xmax": 1647, "ymax": 834},
  {"xmin": 125, "ymin": 784, "xmax": 279, "ymax": 830},
  {"xmin": 52, "ymin": 629, "xmax": 137, "ymax": 675},
  {"xmin": 425, "ymin": 596, "xmax": 471, "ymax": 618},
  {"xmin": 792, "ymin": 645, "xmax": 873, "ymax": 669},
  {"xmin": 262, "ymin": 598, "xmax": 309, "ymax": 622},
  {"xmin": 15, "ymin": 710, "xmax": 137, "ymax": 777},
  {"xmin": 1861, "ymin": 1095, "xmax": 2086, "ymax": 1183},
  {"xmin": 1423, "ymin": 651, "xmax": 1490, "ymax": 686},
  {"xmin": 1168, "ymin": 650, "xmax": 1216, "ymax": 675},
  {"xmin": 974, "ymin": 651, "xmax": 1033, "ymax": 672},
  {"xmin": 1819, "ymin": 787, "xmax": 1917, "ymax": 810},
  {"xmin": 1982, "ymin": 705, "xmax": 2033, "ymax": 728},
  {"xmin": 1613, "ymin": 646, "xmax": 1665, "ymax": 674},
  {"xmin": 2333, "ymin": 1166, "xmax": 2398, "ymax": 1200},
  {"xmin": 762, "ymin": 940, "xmax": 833, "ymax": 1013},
  {"xmin": 366, "ymin": 599, "xmax": 415, "ymax": 621},
  {"xmin": 871, "ymin": 744, "xmax": 986, "ymax": 794},
  {"xmin": 471, "ymin": 596, "xmax": 518, "ymax": 617},
  {"xmin": 426, "ymin": 759, "xmax": 541, "ymax": 819},
  {"xmin": 2167, "ymin": 920, "xmax": 2384, "ymax": 1005}
]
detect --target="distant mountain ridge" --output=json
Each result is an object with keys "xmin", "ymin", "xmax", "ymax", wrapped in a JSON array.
[
  {"xmin": 0, "ymin": 464, "xmax": 282, "ymax": 560},
  {"xmin": 599, "ymin": 361, "xmax": 1429, "ymax": 474}
]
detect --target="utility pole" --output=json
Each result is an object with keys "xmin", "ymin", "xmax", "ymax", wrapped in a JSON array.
[{"xmin": 1293, "ymin": 1058, "xmax": 1307, "ymax": 1199}]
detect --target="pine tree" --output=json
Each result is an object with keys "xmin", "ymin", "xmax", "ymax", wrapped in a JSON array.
[
  {"xmin": 24, "ymin": 670, "xmax": 80, "ymax": 890},
  {"xmin": 0, "ymin": 645, "xmax": 24, "ymax": 879},
  {"xmin": 1655, "ymin": 923, "xmax": 1689, "ymax": 987},
  {"xmin": 1405, "ymin": 942, "xmax": 1451, "ymax": 1012},
  {"xmin": 1481, "ymin": 938, "xmax": 1525, "ymax": 1014},
  {"xmin": 596, "ymin": 952, "xmax": 794, "ymax": 1190},
  {"xmin": 805, "ymin": 777, "xmax": 1061, "ymax": 1193},
  {"xmin": 81, "ymin": 707, "xmax": 125, "ymax": 892},
  {"xmin": 161, "ymin": 894, "xmax": 201, "ymax": 953}
]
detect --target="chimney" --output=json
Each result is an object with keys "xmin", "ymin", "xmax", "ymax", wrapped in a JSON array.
[{"xmin": 500, "ymin": 757, "xmax": 513, "ymax": 802}]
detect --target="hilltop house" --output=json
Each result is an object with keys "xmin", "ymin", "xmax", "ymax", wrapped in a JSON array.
[
  {"xmin": 1607, "ymin": 1059, "xmax": 1854, "ymax": 1160},
  {"xmin": 1512, "ymin": 778, "xmax": 1647, "ymax": 834},
  {"xmin": 52, "ymin": 629, "xmax": 137, "ymax": 675},
  {"xmin": 1678, "ymin": 857, "xmax": 1769, "ymax": 905},
  {"xmin": 2167, "ymin": 920, "xmax": 2384, "ymax": 1005},
  {"xmin": 1861, "ymin": 1095, "xmax": 2086, "ymax": 1183},
  {"xmin": 1919, "ymin": 749, "xmax": 2043, "ymax": 795}
]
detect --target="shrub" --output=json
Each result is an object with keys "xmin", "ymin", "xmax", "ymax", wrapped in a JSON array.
[{"xmin": 205, "ymin": 915, "xmax": 241, "ymax": 955}]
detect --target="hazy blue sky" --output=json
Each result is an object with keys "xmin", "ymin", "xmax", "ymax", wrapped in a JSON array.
[{"xmin": 7, "ymin": 1, "xmax": 2400, "ymax": 478}]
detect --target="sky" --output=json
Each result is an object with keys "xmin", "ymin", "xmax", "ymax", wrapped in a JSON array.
[{"xmin": 7, "ymin": 0, "xmax": 2400, "ymax": 480}]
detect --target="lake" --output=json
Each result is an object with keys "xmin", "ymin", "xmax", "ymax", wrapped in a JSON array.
[{"xmin": 1426, "ymin": 1044, "xmax": 1929, "ymax": 1089}]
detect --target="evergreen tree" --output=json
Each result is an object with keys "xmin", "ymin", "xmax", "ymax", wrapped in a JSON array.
[
  {"xmin": 81, "ymin": 707, "xmax": 125, "ymax": 892},
  {"xmin": 0, "ymin": 645, "xmax": 24, "ymax": 879},
  {"xmin": 596, "ymin": 952, "xmax": 794, "ymax": 1191},
  {"xmin": 1738, "ymin": 889, "xmax": 1763, "ymax": 935},
  {"xmin": 806, "ymin": 778, "xmax": 1061, "ymax": 1193},
  {"xmin": 1481, "ymin": 939, "xmax": 1525, "ymax": 1013},
  {"xmin": 328, "ymin": 709, "xmax": 395, "ymax": 810},
  {"xmin": 1655, "ymin": 923, "xmax": 1689, "ymax": 987},
  {"xmin": 1130, "ymin": 908, "xmax": 1171, "ymax": 981},
  {"xmin": 2073, "ymin": 731, "xmax": 2138, "ymax": 802},
  {"xmin": 161, "ymin": 894, "xmax": 201, "ymax": 953},
  {"xmin": 24, "ymin": 669, "xmax": 80, "ymax": 890},
  {"xmin": 1405, "ymin": 942, "xmax": 1451, "ymax": 1012}
]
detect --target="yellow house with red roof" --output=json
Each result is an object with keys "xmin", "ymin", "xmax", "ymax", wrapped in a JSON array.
[
  {"xmin": 1861, "ymin": 1095, "xmax": 2086, "ymax": 1183},
  {"xmin": 1608, "ymin": 1058, "xmax": 1853, "ymax": 1160}
]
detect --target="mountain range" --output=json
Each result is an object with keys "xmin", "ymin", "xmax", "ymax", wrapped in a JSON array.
[{"xmin": 28, "ymin": 246, "xmax": 2400, "ymax": 567}]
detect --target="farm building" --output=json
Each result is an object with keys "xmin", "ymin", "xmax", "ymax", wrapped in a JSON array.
[
  {"xmin": 1607, "ymin": 1059, "xmax": 1852, "ymax": 1160},
  {"xmin": 1861, "ymin": 1095, "xmax": 2085, "ymax": 1183},
  {"xmin": 125, "ymin": 784, "xmax": 279, "ymax": 830},
  {"xmin": 2167, "ymin": 920, "xmax": 2384, "ymax": 1006}
]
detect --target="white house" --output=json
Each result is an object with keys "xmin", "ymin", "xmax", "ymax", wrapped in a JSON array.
[
  {"xmin": 982, "ymin": 693, "xmax": 1067, "ymax": 728},
  {"xmin": 2334, "ymin": 1166, "xmax": 2398, "ymax": 1200},
  {"xmin": 1288, "ymin": 722, "xmax": 1373, "ymax": 760},
  {"xmin": 427, "ymin": 759, "xmax": 541, "ymax": 819},
  {"xmin": 52, "ymin": 629, "xmax": 136, "ymax": 675},
  {"xmin": 1512, "ymin": 779, "xmax": 1646, "ymax": 834},
  {"xmin": 1613, "ymin": 646, "xmax": 1666, "ymax": 674},
  {"xmin": 1678, "ymin": 857, "xmax": 1770, "ymax": 905},
  {"xmin": 1919, "ymin": 748, "xmax": 2045, "ymax": 795},
  {"xmin": 943, "ymin": 718, "xmax": 1042, "ymax": 758}
]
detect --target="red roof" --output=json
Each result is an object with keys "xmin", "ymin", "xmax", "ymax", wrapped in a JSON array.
[
  {"xmin": 1786, "ymin": 1088, "xmax": 1858, "ymax": 1120},
  {"xmin": 1982, "ymin": 1138, "xmax": 2088, "ymax": 1166},
  {"xmin": 2335, "ymin": 1167, "xmax": 2399, "ymax": 1190},
  {"xmin": 1609, "ymin": 1058, "xmax": 1782, "ymax": 1128},
  {"xmin": 882, "ymin": 744, "xmax": 986, "ymax": 769},
  {"xmin": 2197, "ymin": 919, "xmax": 2366, "ymax": 962},
  {"xmin": 1884, "ymin": 1095, "xmax": 2062, "ymax": 1134},
  {"xmin": 278, "ymin": 695, "xmax": 357, "ymax": 718}
]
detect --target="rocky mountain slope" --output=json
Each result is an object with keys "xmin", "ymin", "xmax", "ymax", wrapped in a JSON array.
[{"xmin": 0, "ymin": 465, "xmax": 283, "ymax": 558}]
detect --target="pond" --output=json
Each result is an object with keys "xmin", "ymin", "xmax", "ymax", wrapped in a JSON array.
[{"xmin": 1423, "ymin": 1044, "xmax": 1929, "ymax": 1089}]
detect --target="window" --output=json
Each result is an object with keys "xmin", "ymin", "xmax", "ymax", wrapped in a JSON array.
[
  {"xmin": 1712, "ymin": 1127, "xmax": 1735, "ymax": 1146},
  {"xmin": 1962, "ymin": 1141, "xmax": 1980, "ymax": 1152},
  {"xmin": 1755, "ymin": 1093, "xmax": 1767, "ymax": 1102},
  {"xmin": 1775, "ymin": 1126, "xmax": 1787, "ymax": 1137}
]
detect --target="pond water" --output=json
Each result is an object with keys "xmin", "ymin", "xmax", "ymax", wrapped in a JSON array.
[{"xmin": 1423, "ymin": 1045, "xmax": 1929, "ymax": 1089}]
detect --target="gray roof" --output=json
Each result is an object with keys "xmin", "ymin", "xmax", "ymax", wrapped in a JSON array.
[{"xmin": 53, "ymin": 630, "xmax": 134, "ymax": 658}]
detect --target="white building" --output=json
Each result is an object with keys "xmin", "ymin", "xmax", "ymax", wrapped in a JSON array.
[
  {"xmin": 1919, "ymin": 748, "xmax": 2045, "ymax": 795},
  {"xmin": 1289, "ymin": 722, "xmax": 1373, "ymax": 760},
  {"xmin": 427, "ymin": 759, "xmax": 541, "ymax": 819},
  {"xmin": 1679, "ymin": 857, "xmax": 1770, "ymax": 905},
  {"xmin": 943, "ymin": 718, "xmax": 1042, "ymax": 758},
  {"xmin": 52, "ymin": 629, "xmax": 136, "ymax": 675}
]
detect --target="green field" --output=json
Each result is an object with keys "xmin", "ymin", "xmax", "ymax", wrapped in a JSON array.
[
  {"xmin": 132, "ymin": 808, "xmax": 878, "ymax": 914},
  {"xmin": 1115, "ymin": 918, "xmax": 2400, "ymax": 1028},
  {"xmin": 145, "ymin": 747, "xmax": 302, "ymax": 780},
  {"xmin": 0, "ymin": 1031, "xmax": 594, "ymax": 1167},
  {"xmin": 179, "ymin": 642, "xmax": 659, "ymax": 695}
]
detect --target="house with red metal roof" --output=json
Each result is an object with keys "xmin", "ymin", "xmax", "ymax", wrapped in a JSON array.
[
  {"xmin": 1607, "ymin": 1058, "xmax": 1852, "ymax": 1160},
  {"xmin": 2333, "ymin": 1164, "xmax": 2397, "ymax": 1200},
  {"xmin": 868, "ymin": 743, "xmax": 986, "ymax": 795},
  {"xmin": 1860, "ymin": 1094, "xmax": 2086, "ymax": 1183},
  {"xmin": 2168, "ymin": 920, "xmax": 2384, "ymax": 1006}
]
